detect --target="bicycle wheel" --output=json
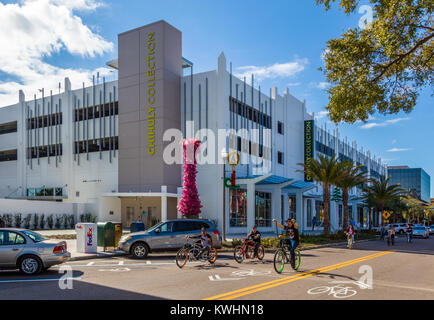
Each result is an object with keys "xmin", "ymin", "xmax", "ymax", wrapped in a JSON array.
[
  {"xmin": 273, "ymin": 249, "xmax": 285, "ymax": 274},
  {"xmin": 234, "ymin": 245, "xmax": 244, "ymax": 264},
  {"xmin": 257, "ymin": 245, "xmax": 265, "ymax": 261},
  {"xmin": 208, "ymin": 248, "xmax": 218, "ymax": 264},
  {"xmin": 292, "ymin": 249, "xmax": 301, "ymax": 270},
  {"xmin": 307, "ymin": 286, "xmax": 330, "ymax": 295},
  {"xmin": 176, "ymin": 248, "xmax": 188, "ymax": 269},
  {"xmin": 333, "ymin": 288, "xmax": 357, "ymax": 299}
]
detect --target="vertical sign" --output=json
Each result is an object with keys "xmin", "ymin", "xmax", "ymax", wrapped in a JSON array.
[{"xmin": 304, "ymin": 120, "xmax": 315, "ymax": 182}]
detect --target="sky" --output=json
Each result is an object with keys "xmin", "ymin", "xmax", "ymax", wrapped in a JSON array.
[{"xmin": 0, "ymin": 0, "xmax": 432, "ymax": 196}]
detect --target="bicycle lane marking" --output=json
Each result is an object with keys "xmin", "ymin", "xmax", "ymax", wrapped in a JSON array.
[
  {"xmin": 203, "ymin": 250, "xmax": 393, "ymax": 300},
  {"xmin": 203, "ymin": 250, "xmax": 389, "ymax": 300}
]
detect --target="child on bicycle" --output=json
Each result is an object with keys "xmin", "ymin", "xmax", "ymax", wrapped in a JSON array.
[
  {"xmin": 272, "ymin": 218, "xmax": 299, "ymax": 268},
  {"xmin": 246, "ymin": 225, "xmax": 261, "ymax": 258},
  {"xmin": 345, "ymin": 224, "xmax": 355, "ymax": 249},
  {"xmin": 189, "ymin": 227, "xmax": 212, "ymax": 260}
]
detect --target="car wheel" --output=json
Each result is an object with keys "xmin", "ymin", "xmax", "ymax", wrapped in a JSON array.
[
  {"xmin": 18, "ymin": 255, "xmax": 43, "ymax": 275},
  {"xmin": 131, "ymin": 242, "xmax": 149, "ymax": 259}
]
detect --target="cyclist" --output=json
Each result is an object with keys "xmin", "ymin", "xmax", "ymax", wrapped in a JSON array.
[
  {"xmin": 406, "ymin": 224, "xmax": 413, "ymax": 243},
  {"xmin": 272, "ymin": 218, "xmax": 299, "ymax": 268},
  {"xmin": 189, "ymin": 227, "xmax": 212, "ymax": 260},
  {"xmin": 246, "ymin": 225, "xmax": 261, "ymax": 258}
]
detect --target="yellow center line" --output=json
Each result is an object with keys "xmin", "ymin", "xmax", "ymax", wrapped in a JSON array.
[{"xmin": 204, "ymin": 250, "xmax": 393, "ymax": 300}]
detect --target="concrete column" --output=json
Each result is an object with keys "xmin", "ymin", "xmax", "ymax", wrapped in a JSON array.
[
  {"xmin": 272, "ymin": 187, "xmax": 282, "ymax": 224},
  {"xmin": 330, "ymin": 200, "xmax": 338, "ymax": 232},
  {"xmin": 296, "ymin": 190, "xmax": 303, "ymax": 230},
  {"xmin": 161, "ymin": 185, "xmax": 168, "ymax": 222},
  {"xmin": 247, "ymin": 182, "xmax": 256, "ymax": 231}
]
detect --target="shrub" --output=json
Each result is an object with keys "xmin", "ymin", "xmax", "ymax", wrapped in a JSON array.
[
  {"xmin": 33, "ymin": 214, "xmax": 39, "ymax": 230},
  {"xmin": 39, "ymin": 214, "xmax": 45, "ymax": 229},
  {"xmin": 3, "ymin": 214, "xmax": 13, "ymax": 227},
  {"xmin": 47, "ymin": 215, "xmax": 54, "ymax": 229},
  {"xmin": 67, "ymin": 214, "xmax": 75, "ymax": 229},
  {"xmin": 55, "ymin": 215, "xmax": 62, "ymax": 229},
  {"xmin": 23, "ymin": 214, "xmax": 32, "ymax": 229},
  {"xmin": 14, "ymin": 214, "xmax": 23, "ymax": 228}
]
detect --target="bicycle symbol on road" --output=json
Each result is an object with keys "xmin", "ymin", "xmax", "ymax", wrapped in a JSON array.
[{"xmin": 307, "ymin": 280, "xmax": 371, "ymax": 299}]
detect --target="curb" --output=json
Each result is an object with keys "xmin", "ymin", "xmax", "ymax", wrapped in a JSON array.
[
  {"xmin": 69, "ymin": 251, "xmax": 127, "ymax": 262},
  {"xmin": 67, "ymin": 237, "xmax": 379, "ymax": 261}
]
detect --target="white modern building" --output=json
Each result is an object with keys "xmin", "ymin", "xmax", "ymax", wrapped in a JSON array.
[{"xmin": 0, "ymin": 20, "xmax": 387, "ymax": 235}]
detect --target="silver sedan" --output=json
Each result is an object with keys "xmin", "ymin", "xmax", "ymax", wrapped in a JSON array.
[{"xmin": 0, "ymin": 228, "xmax": 71, "ymax": 275}]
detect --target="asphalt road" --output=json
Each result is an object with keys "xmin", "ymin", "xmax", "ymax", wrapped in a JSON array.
[{"xmin": 0, "ymin": 236, "xmax": 433, "ymax": 300}]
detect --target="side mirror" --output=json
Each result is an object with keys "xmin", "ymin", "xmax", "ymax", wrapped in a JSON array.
[{"xmin": 154, "ymin": 228, "xmax": 160, "ymax": 234}]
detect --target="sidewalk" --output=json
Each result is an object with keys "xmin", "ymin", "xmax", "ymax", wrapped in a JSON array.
[{"xmin": 38, "ymin": 229, "xmax": 127, "ymax": 261}]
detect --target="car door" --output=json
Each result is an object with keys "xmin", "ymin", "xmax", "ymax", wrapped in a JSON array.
[
  {"xmin": 172, "ymin": 221, "xmax": 197, "ymax": 248},
  {"xmin": 0, "ymin": 231, "xmax": 26, "ymax": 267},
  {"xmin": 150, "ymin": 221, "xmax": 176, "ymax": 250}
]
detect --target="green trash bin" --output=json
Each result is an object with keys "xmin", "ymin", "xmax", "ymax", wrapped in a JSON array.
[{"xmin": 97, "ymin": 222, "xmax": 115, "ymax": 251}]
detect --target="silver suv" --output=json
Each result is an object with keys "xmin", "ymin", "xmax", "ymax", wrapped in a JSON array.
[{"xmin": 118, "ymin": 219, "xmax": 222, "ymax": 259}]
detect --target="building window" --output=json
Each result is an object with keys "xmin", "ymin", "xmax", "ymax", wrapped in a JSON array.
[
  {"xmin": 277, "ymin": 121, "xmax": 283, "ymax": 135},
  {"xmin": 288, "ymin": 196, "xmax": 296, "ymax": 220},
  {"xmin": 229, "ymin": 189, "xmax": 247, "ymax": 227},
  {"xmin": 255, "ymin": 191, "xmax": 271, "ymax": 227},
  {"xmin": 74, "ymin": 137, "xmax": 119, "ymax": 154},
  {"xmin": 0, "ymin": 121, "xmax": 17, "ymax": 135},
  {"xmin": 0, "ymin": 149, "xmax": 17, "ymax": 162},
  {"xmin": 277, "ymin": 151, "xmax": 284, "ymax": 165}
]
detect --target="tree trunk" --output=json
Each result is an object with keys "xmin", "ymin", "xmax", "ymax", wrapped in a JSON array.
[
  {"xmin": 323, "ymin": 185, "xmax": 330, "ymax": 235},
  {"xmin": 342, "ymin": 188, "xmax": 349, "ymax": 230},
  {"xmin": 368, "ymin": 207, "xmax": 373, "ymax": 230}
]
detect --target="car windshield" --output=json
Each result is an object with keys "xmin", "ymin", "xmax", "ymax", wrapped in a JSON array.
[
  {"xmin": 21, "ymin": 230, "xmax": 49, "ymax": 242},
  {"xmin": 146, "ymin": 222, "xmax": 164, "ymax": 232}
]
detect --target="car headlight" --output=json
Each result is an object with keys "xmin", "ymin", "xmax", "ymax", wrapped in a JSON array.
[{"xmin": 121, "ymin": 236, "xmax": 132, "ymax": 242}]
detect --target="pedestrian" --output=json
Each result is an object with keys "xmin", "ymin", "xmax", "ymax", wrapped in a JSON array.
[
  {"xmin": 387, "ymin": 224, "xmax": 395, "ymax": 246},
  {"xmin": 345, "ymin": 224, "xmax": 356, "ymax": 249},
  {"xmin": 380, "ymin": 224, "xmax": 386, "ymax": 240},
  {"xmin": 312, "ymin": 216, "xmax": 317, "ymax": 231}
]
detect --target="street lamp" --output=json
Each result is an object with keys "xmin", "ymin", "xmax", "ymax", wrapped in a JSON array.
[{"xmin": 221, "ymin": 148, "xmax": 228, "ymax": 241}]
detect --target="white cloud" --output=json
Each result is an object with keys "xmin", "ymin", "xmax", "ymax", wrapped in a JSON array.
[
  {"xmin": 0, "ymin": 0, "xmax": 113, "ymax": 107},
  {"xmin": 360, "ymin": 117, "xmax": 410, "ymax": 129},
  {"xmin": 234, "ymin": 58, "xmax": 308, "ymax": 81},
  {"xmin": 316, "ymin": 110, "xmax": 330, "ymax": 119},
  {"xmin": 309, "ymin": 81, "xmax": 330, "ymax": 90},
  {"xmin": 287, "ymin": 82, "xmax": 301, "ymax": 87},
  {"xmin": 387, "ymin": 148, "xmax": 412, "ymax": 152}
]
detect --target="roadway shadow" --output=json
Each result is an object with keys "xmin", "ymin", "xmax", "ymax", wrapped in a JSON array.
[
  {"xmin": 0, "ymin": 276, "xmax": 167, "ymax": 300},
  {"xmin": 0, "ymin": 269, "xmax": 83, "ymax": 279}
]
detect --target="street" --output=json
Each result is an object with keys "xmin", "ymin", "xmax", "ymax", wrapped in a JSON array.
[{"xmin": 0, "ymin": 236, "xmax": 433, "ymax": 300}]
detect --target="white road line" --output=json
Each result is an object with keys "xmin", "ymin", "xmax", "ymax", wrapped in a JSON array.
[
  {"xmin": 118, "ymin": 261, "xmax": 124, "ymax": 265},
  {"xmin": 0, "ymin": 277, "xmax": 82, "ymax": 284},
  {"xmin": 146, "ymin": 261, "xmax": 151, "ymax": 264},
  {"xmin": 86, "ymin": 262, "xmax": 94, "ymax": 266},
  {"xmin": 374, "ymin": 281, "xmax": 434, "ymax": 293}
]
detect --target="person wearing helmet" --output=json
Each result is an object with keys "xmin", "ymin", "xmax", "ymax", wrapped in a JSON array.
[{"xmin": 272, "ymin": 218, "xmax": 299, "ymax": 268}]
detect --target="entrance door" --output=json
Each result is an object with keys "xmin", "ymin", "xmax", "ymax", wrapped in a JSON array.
[{"xmin": 126, "ymin": 207, "xmax": 135, "ymax": 228}]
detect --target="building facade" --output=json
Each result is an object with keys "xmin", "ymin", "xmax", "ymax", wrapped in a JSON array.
[
  {"xmin": 388, "ymin": 166, "xmax": 431, "ymax": 203},
  {"xmin": 0, "ymin": 20, "xmax": 388, "ymax": 235}
]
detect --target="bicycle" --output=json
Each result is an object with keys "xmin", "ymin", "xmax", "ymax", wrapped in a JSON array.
[
  {"xmin": 234, "ymin": 238, "xmax": 265, "ymax": 263},
  {"xmin": 273, "ymin": 236, "xmax": 301, "ymax": 273},
  {"xmin": 345, "ymin": 233, "xmax": 354, "ymax": 249},
  {"xmin": 386, "ymin": 233, "xmax": 395, "ymax": 246},
  {"xmin": 176, "ymin": 236, "xmax": 217, "ymax": 268}
]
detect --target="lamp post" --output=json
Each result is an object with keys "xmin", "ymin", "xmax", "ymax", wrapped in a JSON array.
[{"xmin": 221, "ymin": 148, "xmax": 228, "ymax": 241}]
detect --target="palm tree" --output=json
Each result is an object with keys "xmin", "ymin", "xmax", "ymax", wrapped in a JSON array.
[
  {"xmin": 362, "ymin": 176, "xmax": 407, "ymax": 226},
  {"xmin": 335, "ymin": 162, "xmax": 368, "ymax": 230},
  {"xmin": 298, "ymin": 154, "xmax": 345, "ymax": 234}
]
